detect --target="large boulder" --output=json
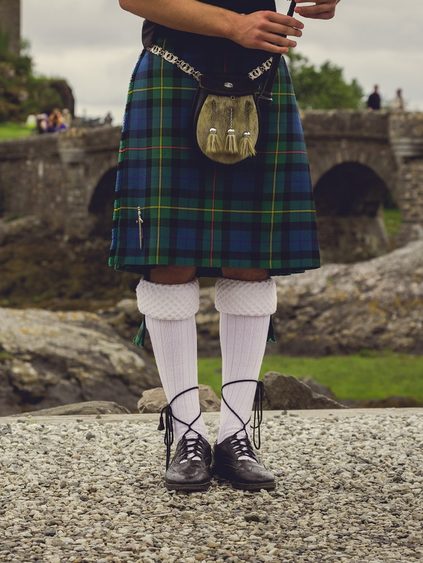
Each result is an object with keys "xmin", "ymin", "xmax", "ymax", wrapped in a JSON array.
[
  {"xmin": 272, "ymin": 240, "xmax": 423, "ymax": 355},
  {"xmin": 262, "ymin": 372, "xmax": 345, "ymax": 410},
  {"xmin": 0, "ymin": 308, "xmax": 160, "ymax": 416}
]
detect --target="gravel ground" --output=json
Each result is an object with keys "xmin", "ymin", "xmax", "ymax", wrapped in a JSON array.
[{"xmin": 0, "ymin": 411, "xmax": 422, "ymax": 563}]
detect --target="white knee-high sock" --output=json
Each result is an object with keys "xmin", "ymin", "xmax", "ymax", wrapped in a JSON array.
[
  {"xmin": 136, "ymin": 278, "xmax": 208, "ymax": 446},
  {"xmin": 217, "ymin": 312, "xmax": 270, "ymax": 444},
  {"xmin": 145, "ymin": 315, "xmax": 208, "ymax": 444},
  {"xmin": 214, "ymin": 277, "xmax": 277, "ymax": 446}
]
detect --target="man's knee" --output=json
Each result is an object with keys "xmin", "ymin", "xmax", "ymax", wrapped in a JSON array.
[
  {"xmin": 148, "ymin": 265, "xmax": 197, "ymax": 284},
  {"xmin": 221, "ymin": 267, "xmax": 269, "ymax": 281}
]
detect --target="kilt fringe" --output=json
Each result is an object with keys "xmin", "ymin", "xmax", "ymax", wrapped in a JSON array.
[
  {"xmin": 132, "ymin": 317, "xmax": 146, "ymax": 347},
  {"xmin": 267, "ymin": 316, "xmax": 276, "ymax": 343}
]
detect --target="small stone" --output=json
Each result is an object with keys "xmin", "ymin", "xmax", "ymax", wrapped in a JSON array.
[
  {"xmin": 0, "ymin": 424, "xmax": 12, "ymax": 435},
  {"xmin": 245, "ymin": 514, "xmax": 261, "ymax": 523}
]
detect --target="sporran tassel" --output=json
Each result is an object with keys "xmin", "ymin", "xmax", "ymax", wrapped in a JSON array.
[
  {"xmin": 205, "ymin": 99, "xmax": 222, "ymax": 155},
  {"xmin": 206, "ymin": 127, "xmax": 222, "ymax": 154},
  {"xmin": 225, "ymin": 105, "xmax": 238, "ymax": 154},
  {"xmin": 225, "ymin": 128, "xmax": 238, "ymax": 153},
  {"xmin": 239, "ymin": 99, "xmax": 256, "ymax": 158},
  {"xmin": 239, "ymin": 131, "xmax": 256, "ymax": 158}
]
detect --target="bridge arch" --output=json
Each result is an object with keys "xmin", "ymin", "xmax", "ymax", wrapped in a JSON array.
[
  {"xmin": 87, "ymin": 166, "xmax": 117, "ymax": 238},
  {"xmin": 309, "ymin": 141, "xmax": 398, "ymax": 204},
  {"xmin": 314, "ymin": 161, "xmax": 396, "ymax": 263}
]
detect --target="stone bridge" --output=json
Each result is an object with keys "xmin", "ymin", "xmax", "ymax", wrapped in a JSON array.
[{"xmin": 0, "ymin": 111, "xmax": 422, "ymax": 262}]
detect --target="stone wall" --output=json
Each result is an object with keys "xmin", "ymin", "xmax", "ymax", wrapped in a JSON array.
[
  {"xmin": 0, "ymin": 127, "xmax": 121, "ymax": 235},
  {"xmin": 389, "ymin": 112, "xmax": 423, "ymax": 243},
  {"xmin": 0, "ymin": 111, "xmax": 422, "ymax": 254},
  {"xmin": 0, "ymin": 0, "xmax": 20, "ymax": 55}
]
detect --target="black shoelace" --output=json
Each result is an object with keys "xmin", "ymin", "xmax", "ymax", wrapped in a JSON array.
[
  {"xmin": 158, "ymin": 385, "xmax": 205, "ymax": 470},
  {"xmin": 220, "ymin": 379, "xmax": 264, "ymax": 459}
]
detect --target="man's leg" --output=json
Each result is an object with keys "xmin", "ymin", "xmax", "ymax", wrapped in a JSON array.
[
  {"xmin": 136, "ymin": 266, "xmax": 208, "ymax": 446},
  {"xmin": 215, "ymin": 271, "xmax": 277, "ymax": 445}
]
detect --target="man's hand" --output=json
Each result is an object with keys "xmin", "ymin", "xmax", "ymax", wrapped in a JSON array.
[
  {"xmin": 294, "ymin": 0, "xmax": 340, "ymax": 20},
  {"xmin": 230, "ymin": 11, "xmax": 304, "ymax": 54}
]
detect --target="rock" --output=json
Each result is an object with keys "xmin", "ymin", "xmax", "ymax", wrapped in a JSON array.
[
  {"xmin": 16, "ymin": 401, "xmax": 131, "ymax": 416},
  {"xmin": 175, "ymin": 240, "xmax": 423, "ymax": 356},
  {"xmin": 0, "ymin": 215, "xmax": 46, "ymax": 246},
  {"xmin": 0, "ymin": 308, "xmax": 160, "ymax": 416},
  {"xmin": 298, "ymin": 377, "xmax": 337, "ymax": 400},
  {"xmin": 138, "ymin": 384, "xmax": 221, "ymax": 413},
  {"xmin": 272, "ymin": 241, "xmax": 423, "ymax": 355},
  {"xmin": 262, "ymin": 372, "xmax": 346, "ymax": 409}
]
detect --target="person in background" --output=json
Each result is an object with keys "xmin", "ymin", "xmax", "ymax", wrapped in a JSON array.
[
  {"xmin": 104, "ymin": 112, "xmax": 113, "ymax": 126},
  {"xmin": 47, "ymin": 108, "xmax": 68, "ymax": 133},
  {"xmin": 367, "ymin": 85, "xmax": 382, "ymax": 111},
  {"xmin": 36, "ymin": 113, "xmax": 49, "ymax": 134},
  {"xmin": 62, "ymin": 108, "xmax": 72, "ymax": 128},
  {"xmin": 391, "ymin": 88, "xmax": 405, "ymax": 112}
]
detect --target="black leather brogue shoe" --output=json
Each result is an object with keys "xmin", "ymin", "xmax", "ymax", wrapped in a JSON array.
[
  {"xmin": 212, "ymin": 432, "xmax": 275, "ymax": 491},
  {"xmin": 157, "ymin": 385, "xmax": 212, "ymax": 492},
  {"xmin": 212, "ymin": 379, "xmax": 275, "ymax": 490},
  {"xmin": 165, "ymin": 433, "xmax": 212, "ymax": 492}
]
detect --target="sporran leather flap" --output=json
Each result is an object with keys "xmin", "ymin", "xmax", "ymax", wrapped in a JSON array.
[{"xmin": 193, "ymin": 80, "xmax": 261, "ymax": 165}]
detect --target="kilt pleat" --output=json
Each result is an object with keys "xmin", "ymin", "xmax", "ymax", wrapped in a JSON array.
[{"xmin": 108, "ymin": 35, "xmax": 320, "ymax": 277}]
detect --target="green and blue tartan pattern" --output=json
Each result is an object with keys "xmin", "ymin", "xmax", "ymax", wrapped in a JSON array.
[{"xmin": 108, "ymin": 37, "xmax": 320, "ymax": 277}]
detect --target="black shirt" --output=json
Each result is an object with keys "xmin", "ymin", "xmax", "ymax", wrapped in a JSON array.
[
  {"xmin": 141, "ymin": 0, "xmax": 278, "ymax": 71},
  {"xmin": 367, "ymin": 93, "xmax": 381, "ymax": 110}
]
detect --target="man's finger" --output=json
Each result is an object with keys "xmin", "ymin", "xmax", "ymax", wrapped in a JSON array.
[
  {"xmin": 265, "ymin": 20, "xmax": 303, "ymax": 38},
  {"xmin": 261, "ymin": 32, "xmax": 298, "ymax": 49},
  {"xmin": 294, "ymin": 0, "xmax": 330, "ymax": 4},
  {"xmin": 295, "ymin": 4, "xmax": 332, "ymax": 17},
  {"xmin": 266, "ymin": 12, "xmax": 304, "ymax": 30}
]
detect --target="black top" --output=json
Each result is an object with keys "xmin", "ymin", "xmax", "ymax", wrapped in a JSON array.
[
  {"xmin": 141, "ymin": 0, "xmax": 278, "ymax": 72},
  {"xmin": 367, "ymin": 92, "xmax": 381, "ymax": 111}
]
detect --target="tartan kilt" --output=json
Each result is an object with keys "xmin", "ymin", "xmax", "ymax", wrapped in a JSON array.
[{"xmin": 108, "ymin": 35, "xmax": 321, "ymax": 278}]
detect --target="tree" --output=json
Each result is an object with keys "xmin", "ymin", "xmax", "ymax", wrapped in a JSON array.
[
  {"xmin": 0, "ymin": 32, "xmax": 74, "ymax": 123},
  {"xmin": 286, "ymin": 51, "xmax": 364, "ymax": 110}
]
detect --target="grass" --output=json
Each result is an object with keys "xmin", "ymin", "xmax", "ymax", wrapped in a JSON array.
[
  {"xmin": 383, "ymin": 207, "xmax": 402, "ymax": 239},
  {"xmin": 198, "ymin": 351, "xmax": 423, "ymax": 402},
  {"xmin": 0, "ymin": 122, "xmax": 36, "ymax": 140}
]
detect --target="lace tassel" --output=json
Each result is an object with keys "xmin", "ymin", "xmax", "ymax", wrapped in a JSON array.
[
  {"xmin": 132, "ymin": 317, "xmax": 146, "ymax": 347},
  {"xmin": 158, "ymin": 404, "xmax": 174, "ymax": 470},
  {"xmin": 206, "ymin": 127, "xmax": 222, "ymax": 154},
  {"xmin": 267, "ymin": 315, "xmax": 276, "ymax": 343},
  {"xmin": 239, "ymin": 131, "xmax": 256, "ymax": 158},
  {"xmin": 252, "ymin": 381, "xmax": 264, "ymax": 450},
  {"xmin": 225, "ymin": 128, "xmax": 238, "ymax": 154}
]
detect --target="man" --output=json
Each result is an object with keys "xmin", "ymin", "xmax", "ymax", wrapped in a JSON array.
[
  {"xmin": 112, "ymin": 0, "xmax": 342, "ymax": 492},
  {"xmin": 367, "ymin": 85, "xmax": 382, "ymax": 111}
]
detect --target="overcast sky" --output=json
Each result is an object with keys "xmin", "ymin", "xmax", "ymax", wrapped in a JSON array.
[{"xmin": 22, "ymin": 0, "xmax": 423, "ymax": 124}]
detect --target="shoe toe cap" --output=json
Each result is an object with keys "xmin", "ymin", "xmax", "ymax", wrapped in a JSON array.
[{"xmin": 166, "ymin": 460, "xmax": 211, "ymax": 485}]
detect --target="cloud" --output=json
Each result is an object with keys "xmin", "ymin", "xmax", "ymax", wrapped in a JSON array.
[{"xmin": 22, "ymin": 0, "xmax": 423, "ymax": 121}]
